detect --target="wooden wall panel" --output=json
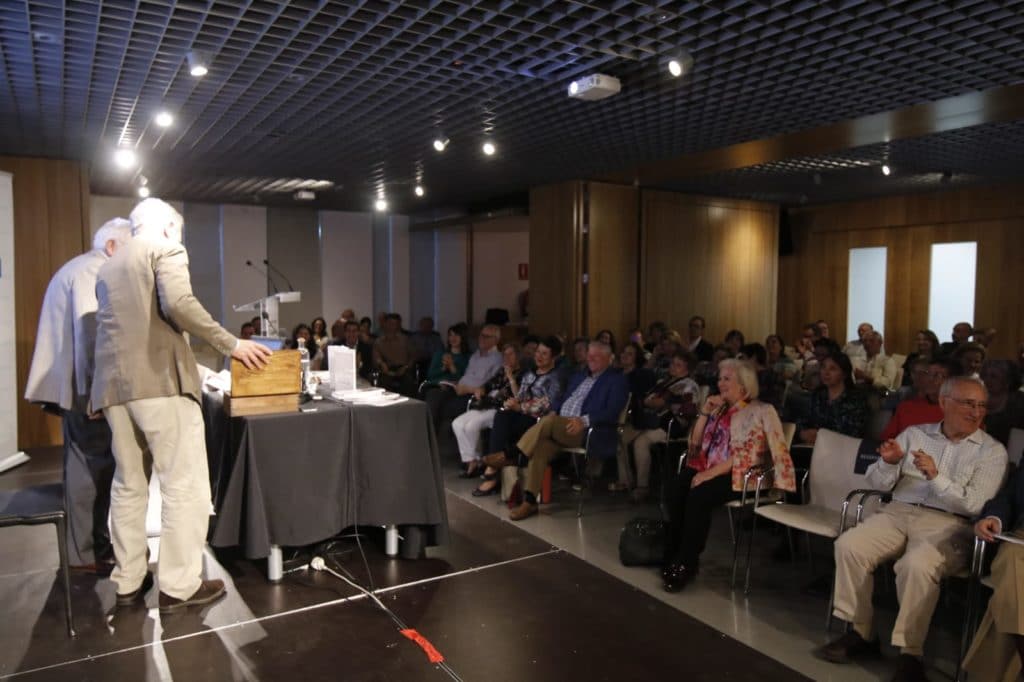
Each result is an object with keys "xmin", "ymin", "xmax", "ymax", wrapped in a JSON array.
[
  {"xmin": 586, "ymin": 182, "xmax": 638, "ymax": 345},
  {"xmin": 528, "ymin": 182, "xmax": 582, "ymax": 339},
  {"xmin": 779, "ymin": 184, "xmax": 1024, "ymax": 360},
  {"xmin": 640, "ymin": 190, "xmax": 778, "ymax": 346},
  {"xmin": 0, "ymin": 157, "xmax": 91, "ymax": 448}
]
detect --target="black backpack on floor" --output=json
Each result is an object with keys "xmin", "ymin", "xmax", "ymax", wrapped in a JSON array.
[{"xmin": 618, "ymin": 517, "xmax": 667, "ymax": 566}]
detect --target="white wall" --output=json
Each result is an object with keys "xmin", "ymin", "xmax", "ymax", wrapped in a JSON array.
[
  {"xmin": 436, "ymin": 229, "xmax": 468, "ymax": 331},
  {"xmin": 0, "ymin": 172, "xmax": 16, "ymax": 456},
  {"xmin": 472, "ymin": 219, "xmax": 529, "ymax": 324},
  {"xmin": 321, "ymin": 210, "xmax": 374, "ymax": 324},
  {"xmin": 90, "ymin": 194, "xmax": 183, "ymax": 238},
  {"xmin": 221, "ymin": 204, "xmax": 269, "ymax": 334}
]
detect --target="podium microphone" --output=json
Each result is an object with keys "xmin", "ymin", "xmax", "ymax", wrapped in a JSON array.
[
  {"xmin": 264, "ymin": 259, "xmax": 295, "ymax": 291},
  {"xmin": 246, "ymin": 259, "xmax": 280, "ymax": 293}
]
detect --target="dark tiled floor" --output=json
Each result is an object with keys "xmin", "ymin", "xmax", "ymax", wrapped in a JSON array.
[{"xmin": 1, "ymin": 447, "xmax": 808, "ymax": 681}]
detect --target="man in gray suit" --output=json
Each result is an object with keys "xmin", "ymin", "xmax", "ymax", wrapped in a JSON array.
[
  {"xmin": 24, "ymin": 217, "xmax": 133, "ymax": 574},
  {"xmin": 92, "ymin": 198, "xmax": 270, "ymax": 613}
]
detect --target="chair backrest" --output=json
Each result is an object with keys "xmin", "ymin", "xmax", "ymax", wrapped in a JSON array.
[
  {"xmin": 807, "ymin": 429, "xmax": 871, "ymax": 512},
  {"xmin": 1008, "ymin": 427, "xmax": 1024, "ymax": 466},
  {"xmin": 867, "ymin": 408, "xmax": 893, "ymax": 441},
  {"xmin": 781, "ymin": 421, "xmax": 797, "ymax": 448}
]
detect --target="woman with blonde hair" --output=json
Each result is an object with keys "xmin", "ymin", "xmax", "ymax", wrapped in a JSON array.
[{"xmin": 662, "ymin": 359, "xmax": 796, "ymax": 592}]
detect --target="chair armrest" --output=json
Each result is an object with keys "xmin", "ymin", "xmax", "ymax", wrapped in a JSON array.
[{"xmin": 843, "ymin": 489, "xmax": 892, "ymax": 532}]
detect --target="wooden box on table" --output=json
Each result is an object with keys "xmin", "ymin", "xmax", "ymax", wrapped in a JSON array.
[{"xmin": 227, "ymin": 350, "xmax": 301, "ymax": 416}]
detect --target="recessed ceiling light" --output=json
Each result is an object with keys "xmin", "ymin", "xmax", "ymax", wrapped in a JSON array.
[
  {"xmin": 113, "ymin": 148, "xmax": 137, "ymax": 170},
  {"xmin": 374, "ymin": 198, "xmax": 388, "ymax": 212},
  {"xmin": 32, "ymin": 31, "xmax": 57, "ymax": 44},
  {"xmin": 187, "ymin": 50, "xmax": 209, "ymax": 77},
  {"xmin": 432, "ymin": 137, "xmax": 449, "ymax": 152},
  {"xmin": 569, "ymin": 81, "xmax": 579, "ymax": 95},
  {"xmin": 482, "ymin": 141, "xmax": 496, "ymax": 156},
  {"xmin": 154, "ymin": 111, "xmax": 174, "ymax": 127},
  {"xmin": 882, "ymin": 164, "xmax": 891, "ymax": 176},
  {"xmin": 665, "ymin": 51, "xmax": 693, "ymax": 78},
  {"xmin": 414, "ymin": 185, "xmax": 425, "ymax": 197},
  {"xmin": 137, "ymin": 186, "xmax": 150, "ymax": 198}
]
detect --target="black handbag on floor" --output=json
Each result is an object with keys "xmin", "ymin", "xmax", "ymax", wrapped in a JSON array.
[{"xmin": 618, "ymin": 517, "xmax": 667, "ymax": 566}]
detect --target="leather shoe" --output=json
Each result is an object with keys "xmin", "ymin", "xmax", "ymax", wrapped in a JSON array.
[
  {"xmin": 472, "ymin": 479, "xmax": 499, "ymax": 496},
  {"xmin": 482, "ymin": 451, "xmax": 508, "ymax": 468},
  {"xmin": 891, "ymin": 654, "xmax": 928, "ymax": 682},
  {"xmin": 158, "ymin": 579, "xmax": 227, "ymax": 614},
  {"xmin": 508, "ymin": 501, "xmax": 538, "ymax": 521},
  {"xmin": 815, "ymin": 630, "xmax": 880, "ymax": 664},
  {"xmin": 116, "ymin": 571, "xmax": 154, "ymax": 607},
  {"xmin": 662, "ymin": 564, "xmax": 694, "ymax": 593}
]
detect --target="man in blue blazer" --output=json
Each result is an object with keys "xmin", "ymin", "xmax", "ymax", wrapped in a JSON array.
[
  {"xmin": 964, "ymin": 464, "xmax": 1024, "ymax": 680},
  {"xmin": 506, "ymin": 340, "xmax": 628, "ymax": 520}
]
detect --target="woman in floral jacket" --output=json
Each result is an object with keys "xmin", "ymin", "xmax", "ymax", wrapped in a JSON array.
[{"xmin": 662, "ymin": 358, "xmax": 795, "ymax": 592}]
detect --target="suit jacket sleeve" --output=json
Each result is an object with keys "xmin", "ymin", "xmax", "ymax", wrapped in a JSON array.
[
  {"xmin": 153, "ymin": 243, "xmax": 237, "ymax": 356},
  {"xmin": 584, "ymin": 372, "xmax": 629, "ymax": 426},
  {"xmin": 980, "ymin": 465, "xmax": 1018, "ymax": 528}
]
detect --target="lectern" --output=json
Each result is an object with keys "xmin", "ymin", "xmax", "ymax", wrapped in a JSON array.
[{"xmin": 233, "ymin": 291, "xmax": 301, "ymax": 336}]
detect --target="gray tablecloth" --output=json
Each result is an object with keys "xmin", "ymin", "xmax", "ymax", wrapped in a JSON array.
[{"xmin": 207, "ymin": 396, "xmax": 449, "ymax": 559}]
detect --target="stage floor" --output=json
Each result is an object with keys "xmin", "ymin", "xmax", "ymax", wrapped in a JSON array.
[
  {"xmin": 2, "ymin": 447, "xmax": 972, "ymax": 681},
  {"xmin": 1, "ymin": 447, "xmax": 810, "ymax": 681}
]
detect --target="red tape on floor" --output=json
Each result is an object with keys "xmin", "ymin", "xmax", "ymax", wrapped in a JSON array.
[{"xmin": 400, "ymin": 628, "xmax": 445, "ymax": 663}]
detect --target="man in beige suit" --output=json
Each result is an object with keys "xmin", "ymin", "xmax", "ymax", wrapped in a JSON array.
[
  {"xmin": 92, "ymin": 198, "xmax": 270, "ymax": 613},
  {"xmin": 25, "ymin": 217, "xmax": 132, "ymax": 574}
]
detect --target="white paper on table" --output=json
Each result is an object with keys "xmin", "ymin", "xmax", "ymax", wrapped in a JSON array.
[{"xmin": 329, "ymin": 345, "xmax": 358, "ymax": 392}]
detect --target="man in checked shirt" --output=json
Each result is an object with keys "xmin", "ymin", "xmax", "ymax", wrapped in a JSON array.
[{"xmin": 818, "ymin": 375, "xmax": 1007, "ymax": 682}]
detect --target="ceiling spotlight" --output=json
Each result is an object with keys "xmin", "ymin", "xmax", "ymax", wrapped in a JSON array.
[
  {"xmin": 187, "ymin": 49, "xmax": 210, "ymax": 77},
  {"xmin": 881, "ymin": 164, "xmax": 891, "ymax": 176},
  {"xmin": 569, "ymin": 81, "xmax": 579, "ymax": 95},
  {"xmin": 482, "ymin": 141, "xmax": 496, "ymax": 156},
  {"xmin": 154, "ymin": 111, "xmax": 174, "ymax": 127},
  {"xmin": 374, "ymin": 197, "xmax": 388, "ymax": 212},
  {"xmin": 432, "ymin": 137, "xmax": 449, "ymax": 152},
  {"xmin": 137, "ymin": 186, "xmax": 151, "ymax": 198},
  {"xmin": 665, "ymin": 51, "xmax": 693, "ymax": 78},
  {"xmin": 113, "ymin": 148, "xmax": 137, "ymax": 170},
  {"xmin": 414, "ymin": 185, "xmax": 425, "ymax": 197}
]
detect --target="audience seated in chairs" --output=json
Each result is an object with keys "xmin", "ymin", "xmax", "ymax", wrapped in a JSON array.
[
  {"xmin": 450, "ymin": 343, "xmax": 520, "ymax": 479},
  {"xmin": 420, "ymin": 323, "xmax": 471, "ymax": 391},
  {"xmin": 310, "ymin": 317, "xmax": 330, "ymax": 353},
  {"xmin": 314, "ymin": 320, "xmax": 374, "ymax": 379},
  {"xmin": 953, "ymin": 341, "xmax": 986, "ymax": 378},
  {"xmin": 939, "ymin": 321, "xmax": 974, "ymax": 357},
  {"xmin": 503, "ymin": 341, "xmax": 628, "ymax": 521},
  {"xmin": 693, "ymin": 343, "xmax": 733, "ymax": 388},
  {"xmin": 648, "ymin": 330, "xmax": 683, "ymax": 378},
  {"xmin": 422, "ymin": 324, "xmax": 504, "ymax": 444},
  {"xmin": 766, "ymin": 333, "xmax": 798, "ymax": 382},
  {"xmin": 410, "ymin": 316, "xmax": 445, "ymax": 382},
  {"xmin": 284, "ymin": 323, "xmax": 313, "ymax": 351},
  {"xmin": 879, "ymin": 357, "xmax": 954, "ymax": 441},
  {"xmin": 981, "ymin": 359, "xmax": 1024, "ymax": 447},
  {"xmin": 739, "ymin": 343, "xmax": 784, "ymax": 412},
  {"xmin": 472, "ymin": 336, "xmax": 564, "ymax": 496},
  {"xmin": 818, "ymin": 374, "xmax": 1007, "ymax": 681},
  {"xmin": 816, "ymin": 319, "xmax": 831, "ymax": 340},
  {"xmin": 796, "ymin": 350, "xmax": 869, "ymax": 447},
  {"xmin": 795, "ymin": 323, "xmax": 819, "ymax": 365},
  {"xmin": 964, "ymin": 464, "xmax": 1024, "ymax": 681},
  {"xmin": 239, "ymin": 321, "xmax": 255, "ymax": 340},
  {"xmin": 595, "ymin": 329, "xmax": 617, "ymax": 354},
  {"xmin": 358, "ymin": 316, "xmax": 375, "ymax": 344},
  {"xmin": 901, "ymin": 329, "xmax": 941, "ymax": 387},
  {"xmin": 615, "ymin": 351, "xmax": 699, "ymax": 502},
  {"xmin": 798, "ymin": 337, "xmax": 841, "ymax": 392},
  {"xmin": 519, "ymin": 334, "xmax": 540, "ymax": 372},
  {"xmin": 373, "ymin": 313, "xmax": 416, "ymax": 395},
  {"xmin": 627, "ymin": 328, "xmax": 651, "ymax": 364},
  {"xmin": 644, "ymin": 321, "xmax": 667, "ymax": 355},
  {"xmin": 842, "ymin": 322, "xmax": 874, "ymax": 362},
  {"xmin": 723, "ymin": 329, "xmax": 745, "ymax": 356},
  {"xmin": 686, "ymin": 315, "xmax": 715, "ymax": 363},
  {"xmin": 852, "ymin": 330, "xmax": 897, "ymax": 392},
  {"xmin": 662, "ymin": 358, "xmax": 795, "ymax": 592}
]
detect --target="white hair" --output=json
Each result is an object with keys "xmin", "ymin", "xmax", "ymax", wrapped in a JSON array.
[
  {"xmin": 92, "ymin": 217, "xmax": 132, "ymax": 251},
  {"xmin": 587, "ymin": 340, "xmax": 613, "ymax": 356},
  {"xmin": 718, "ymin": 358, "xmax": 760, "ymax": 400},
  {"xmin": 940, "ymin": 374, "xmax": 988, "ymax": 400},
  {"xmin": 129, "ymin": 198, "xmax": 183, "ymax": 241}
]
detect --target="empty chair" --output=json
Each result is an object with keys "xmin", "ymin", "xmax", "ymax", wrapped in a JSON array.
[
  {"xmin": 0, "ymin": 483, "xmax": 75, "ymax": 636},
  {"xmin": 735, "ymin": 428, "xmax": 870, "ymax": 613}
]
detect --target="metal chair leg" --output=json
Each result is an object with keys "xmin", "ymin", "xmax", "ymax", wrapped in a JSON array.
[
  {"xmin": 55, "ymin": 515, "xmax": 76, "ymax": 637},
  {"xmin": 575, "ymin": 454, "xmax": 585, "ymax": 518},
  {"xmin": 825, "ymin": 572, "xmax": 837, "ymax": 632},
  {"xmin": 743, "ymin": 491, "xmax": 762, "ymax": 595},
  {"xmin": 804, "ymin": 531, "xmax": 814, "ymax": 573},
  {"xmin": 787, "ymin": 527, "xmax": 796, "ymax": 563}
]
